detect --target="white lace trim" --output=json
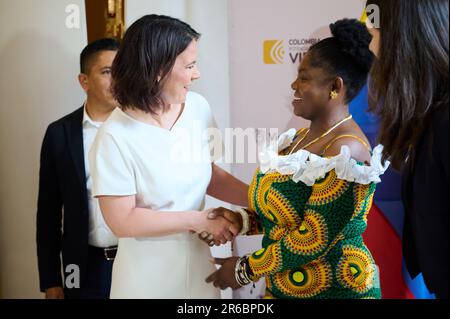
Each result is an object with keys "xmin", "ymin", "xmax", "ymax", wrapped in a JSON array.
[{"xmin": 258, "ymin": 128, "xmax": 390, "ymax": 186}]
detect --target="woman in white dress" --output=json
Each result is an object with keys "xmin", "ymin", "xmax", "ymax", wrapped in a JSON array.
[{"xmin": 89, "ymin": 15, "xmax": 248, "ymax": 299}]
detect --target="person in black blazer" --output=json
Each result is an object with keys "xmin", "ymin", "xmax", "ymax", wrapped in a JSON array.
[
  {"xmin": 365, "ymin": 0, "xmax": 449, "ymax": 298},
  {"xmin": 36, "ymin": 38, "xmax": 120, "ymax": 299}
]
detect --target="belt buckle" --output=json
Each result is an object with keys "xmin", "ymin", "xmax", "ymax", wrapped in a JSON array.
[{"xmin": 103, "ymin": 247, "xmax": 117, "ymax": 261}]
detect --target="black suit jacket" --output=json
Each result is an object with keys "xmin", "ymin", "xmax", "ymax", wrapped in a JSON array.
[
  {"xmin": 402, "ymin": 106, "xmax": 449, "ymax": 299},
  {"xmin": 36, "ymin": 106, "xmax": 89, "ymax": 299}
]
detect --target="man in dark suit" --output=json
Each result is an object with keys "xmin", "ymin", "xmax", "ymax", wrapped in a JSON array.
[{"xmin": 36, "ymin": 38, "xmax": 120, "ymax": 299}]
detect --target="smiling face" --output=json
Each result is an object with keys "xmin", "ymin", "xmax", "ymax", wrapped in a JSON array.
[
  {"xmin": 290, "ymin": 53, "xmax": 334, "ymax": 120},
  {"xmin": 160, "ymin": 40, "xmax": 201, "ymax": 105}
]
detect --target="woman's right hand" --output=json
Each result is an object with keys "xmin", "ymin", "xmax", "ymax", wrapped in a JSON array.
[{"xmin": 194, "ymin": 208, "xmax": 240, "ymax": 246}]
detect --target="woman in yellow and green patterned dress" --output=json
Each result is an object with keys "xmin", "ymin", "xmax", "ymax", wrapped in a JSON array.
[{"xmin": 205, "ymin": 19, "xmax": 389, "ymax": 299}]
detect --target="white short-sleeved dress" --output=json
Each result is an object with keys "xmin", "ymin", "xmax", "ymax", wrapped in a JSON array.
[{"xmin": 89, "ymin": 91, "xmax": 220, "ymax": 299}]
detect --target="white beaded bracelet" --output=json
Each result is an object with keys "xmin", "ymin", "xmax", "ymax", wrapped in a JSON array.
[{"xmin": 235, "ymin": 208, "xmax": 250, "ymax": 236}]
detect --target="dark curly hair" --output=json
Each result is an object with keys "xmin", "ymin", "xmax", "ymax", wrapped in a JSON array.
[
  {"xmin": 112, "ymin": 14, "xmax": 200, "ymax": 114},
  {"xmin": 308, "ymin": 18, "xmax": 374, "ymax": 104}
]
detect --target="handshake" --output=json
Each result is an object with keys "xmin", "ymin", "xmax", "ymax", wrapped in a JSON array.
[{"xmin": 196, "ymin": 207, "xmax": 245, "ymax": 246}]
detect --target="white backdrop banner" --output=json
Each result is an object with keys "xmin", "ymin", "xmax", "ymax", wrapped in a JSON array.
[{"xmin": 228, "ymin": 0, "xmax": 366, "ymax": 299}]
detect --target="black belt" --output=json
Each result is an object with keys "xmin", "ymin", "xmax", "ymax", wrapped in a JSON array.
[{"xmin": 89, "ymin": 245, "xmax": 118, "ymax": 261}]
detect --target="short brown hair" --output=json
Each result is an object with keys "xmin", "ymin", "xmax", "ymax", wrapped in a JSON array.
[
  {"xmin": 80, "ymin": 38, "xmax": 120, "ymax": 74},
  {"xmin": 112, "ymin": 15, "xmax": 200, "ymax": 115}
]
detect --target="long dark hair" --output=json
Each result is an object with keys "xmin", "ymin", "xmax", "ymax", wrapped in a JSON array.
[
  {"xmin": 112, "ymin": 14, "xmax": 200, "ymax": 114},
  {"xmin": 366, "ymin": 0, "xmax": 449, "ymax": 170}
]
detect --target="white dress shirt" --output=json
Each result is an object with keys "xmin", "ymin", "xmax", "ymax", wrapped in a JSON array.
[{"xmin": 83, "ymin": 104, "xmax": 118, "ymax": 248}]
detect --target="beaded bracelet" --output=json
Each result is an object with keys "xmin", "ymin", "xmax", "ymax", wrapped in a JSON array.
[{"xmin": 235, "ymin": 208, "xmax": 250, "ymax": 236}]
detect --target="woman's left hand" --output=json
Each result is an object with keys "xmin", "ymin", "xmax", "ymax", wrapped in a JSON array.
[{"xmin": 205, "ymin": 257, "xmax": 241, "ymax": 290}]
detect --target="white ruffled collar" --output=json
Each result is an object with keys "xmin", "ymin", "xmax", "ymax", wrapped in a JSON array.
[{"xmin": 258, "ymin": 128, "xmax": 390, "ymax": 186}]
